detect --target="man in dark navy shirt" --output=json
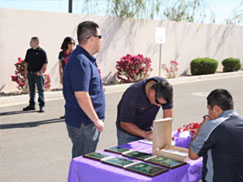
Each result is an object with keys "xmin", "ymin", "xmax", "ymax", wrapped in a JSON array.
[
  {"xmin": 189, "ymin": 89, "xmax": 243, "ymax": 182},
  {"xmin": 63, "ymin": 21, "xmax": 105, "ymax": 158},
  {"xmin": 23, "ymin": 37, "xmax": 48, "ymax": 112},
  {"xmin": 116, "ymin": 77, "xmax": 173, "ymax": 145}
]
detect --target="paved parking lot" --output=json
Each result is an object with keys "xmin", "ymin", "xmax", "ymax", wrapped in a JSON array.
[{"xmin": 1, "ymin": 72, "xmax": 243, "ymax": 182}]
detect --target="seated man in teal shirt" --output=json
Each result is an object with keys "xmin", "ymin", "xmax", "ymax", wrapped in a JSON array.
[{"xmin": 189, "ymin": 89, "xmax": 243, "ymax": 182}]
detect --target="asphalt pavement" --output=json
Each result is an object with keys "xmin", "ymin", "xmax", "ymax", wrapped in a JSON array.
[{"xmin": 0, "ymin": 71, "xmax": 243, "ymax": 182}]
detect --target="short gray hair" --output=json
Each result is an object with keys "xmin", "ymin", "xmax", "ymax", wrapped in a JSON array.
[
  {"xmin": 77, "ymin": 21, "xmax": 99, "ymax": 44},
  {"xmin": 31, "ymin": 37, "xmax": 39, "ymax": 44}
]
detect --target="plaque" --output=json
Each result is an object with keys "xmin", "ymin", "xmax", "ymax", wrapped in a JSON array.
[
  {"xmin": 147, "ymin": 156, "xmax": 187, "ymax": 169},
  {"xmin": 125, "ymin": 162, "xmax": 168, "ymax": 177},
  {"xmin": 83, "ymin": 152, "xmax": 110, "ymax": 161},
  {"xmin": 104, "ymin": 146, "xmax": 131, "ymax": 154},
  {"xmin": 161, "ymin": 149, "xmax": 188, "ymax": 157},
  {"xmin": 123, "ymin": 151, "xmax": 153, "ymax": 161},
  {"xmin": 102, "ymin": 157, "xmax": 136, "ymax": 168}
]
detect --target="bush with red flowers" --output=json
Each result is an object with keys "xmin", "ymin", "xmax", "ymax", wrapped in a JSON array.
[
  {"xmin": 11, "ymin": 57, "xmax": 51, "ymax": 93},
  {"xmin": 116, "ymin": 54, "xmax": 153, "ymax": 83},
  {"xmin": 43, "ymin": 74, "xmax": 51, "ymax": 90},
  {"xmin": 11, "ymin": 57, "xmax": 28, "ymax": 93},
  {"xmin": 172, "ymin": 122, "xmax": 200, "ymax": 148},
  {"xmin": 177, "ymin": 122, "xmax": 200, "ymax": 138}
]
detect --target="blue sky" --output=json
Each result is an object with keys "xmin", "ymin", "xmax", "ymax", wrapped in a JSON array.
[{"xmin": 0, "ymin": 0, "xmax": 242, "ymax": 25}]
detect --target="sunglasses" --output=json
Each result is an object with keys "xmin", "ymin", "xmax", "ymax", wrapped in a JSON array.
[
  {"xmin": 69, "ymin": 42, "xmax": 75, "ymax": 45},
  {"xmin": 155, "ymin": 92, "xmax": 168, "ymax": 105},
  {"xmin": 87, "ymin": 35, "xmax": 102, "ymax": 39},
  {"xmin": 155, "ymin": 98, "xmax": 161, "ymax": 105},
  {"xmin": 155, "ymin": 92, "xmax": 161, "ymax": 105}
]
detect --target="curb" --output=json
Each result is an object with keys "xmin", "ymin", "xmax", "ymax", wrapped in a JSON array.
[
  {"xmin": 104, "ymin": 71, "xmax": 243, "ymax": 92},
  {"xmin": 1, "ymin": 71, "xmax": 243, "ymax": 107}
]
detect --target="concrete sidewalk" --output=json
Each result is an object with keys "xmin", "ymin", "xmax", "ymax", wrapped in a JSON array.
[{"xmin": 1, "ymin": 71, "xmax": 243, "ymax": 107}]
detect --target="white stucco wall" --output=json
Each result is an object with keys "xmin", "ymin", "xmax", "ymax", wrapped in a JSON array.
[{"xmin": 0, "ymin": 8, "xmax": 242, "ymax": 92}]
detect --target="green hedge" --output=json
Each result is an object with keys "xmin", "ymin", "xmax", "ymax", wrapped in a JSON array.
[
  {"xmin": 222, "ymin": 58, "xmax": 241, "ymax": 72},
  {"xmin": 190, "ymin": 58, "xmax": 218, "ymax": 75}
]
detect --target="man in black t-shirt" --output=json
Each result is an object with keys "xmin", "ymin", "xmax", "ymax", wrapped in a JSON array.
[
  {"xmin": 116, "ymin": 77, "xmax": 173, "ymax": 145},
  {"xmin": 23, "ymin": 37, "xmax": 48, "ymax": 112}
]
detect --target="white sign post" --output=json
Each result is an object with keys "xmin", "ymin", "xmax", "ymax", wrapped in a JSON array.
[{"xmin": 155, "ymin": 28, "xmax": 166, "ymax": 77}]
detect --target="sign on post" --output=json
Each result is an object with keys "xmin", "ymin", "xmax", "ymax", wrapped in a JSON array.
[
  {"xmin": 155, "ymin": 27, "xmax": 166, "ymax": 44},
  {"xmin": 155, "ymin": 27, "xmax": 166, "ymax": 76}
]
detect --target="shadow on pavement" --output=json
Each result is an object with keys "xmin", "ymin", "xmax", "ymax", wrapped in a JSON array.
[
  {"xmin": 0, "ymin": 118, "xmax": 64, "ymax": 129},
  {"xmin": 0, "ymin": 110, "xmax": 36, "ymax": 116}
]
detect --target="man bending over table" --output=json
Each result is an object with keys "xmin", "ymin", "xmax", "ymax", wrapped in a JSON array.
[{"xmin": 116, "ymin": 77, "xmax": 173, "ymax": 145}]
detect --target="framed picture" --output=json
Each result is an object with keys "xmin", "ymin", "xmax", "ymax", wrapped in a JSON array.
[
  {"xmin": 104, "ymin": 146, "xmax": 131, "ymax": 155},
  {"xmin": 147, "ymin": 156, "xmax": 187, "ymax": 169},
  {"xmin": 83, "ymin": 152, "xmax": 110, "ymax": 161},
  {"xmin": 123, "ymin": 151, "xmax": 153, "ymax": 161},
  {"xmin": 125, "ymin": 162, "xmax": 168, "ymax": 177}
]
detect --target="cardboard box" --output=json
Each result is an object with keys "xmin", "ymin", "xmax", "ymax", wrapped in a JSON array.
[{"xmin": 152, "ymin": 118, "xmax": 189, "ymax": 162}]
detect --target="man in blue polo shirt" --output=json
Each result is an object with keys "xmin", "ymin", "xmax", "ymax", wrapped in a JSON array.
[
  {"xmin": 189, "ymin": 89, "xmax": 243, "ymax": 182},
  {"xmin": 116, "ymin": 77, "xmax": 173, "ymax": 145},
  {"xmin": 63, "ymin": 21, "xmax": 105, "ymax": 158}
]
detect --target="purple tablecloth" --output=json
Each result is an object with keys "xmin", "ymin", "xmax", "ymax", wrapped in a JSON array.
[{"xmin": 68, "ymin": 141, "xmax": 202, "ymax": 182}]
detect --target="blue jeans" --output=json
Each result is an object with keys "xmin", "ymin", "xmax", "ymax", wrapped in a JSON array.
[
  {"xmin": 66, "ymin": 122, "xmax": 100, "ymax": 158},
  {"xmin": 117, "ymin": 127, "xmax": 143, "ymax": 146},
  {"xmin": 28, "ymin": 73, "xmax": 45, "ymax": 107}
]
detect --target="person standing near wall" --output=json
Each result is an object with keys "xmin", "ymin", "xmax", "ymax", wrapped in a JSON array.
[
  {"xmin": 23, "ymin": 37, "xmax": 48, "ymax": 113},
  {"xmin": 58, "ymin": 37, "xmax": 75, "ymax": 119},
  {"xmin": 63, "ymin": 21, "xmax": 105, "ymax": 158}
]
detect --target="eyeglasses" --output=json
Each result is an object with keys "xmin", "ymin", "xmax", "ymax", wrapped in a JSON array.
[
  {"xmin": 93, "ymin": 35, "xmax": 102, "ymax": 39},
  {"xmin": 69, "ymin": 42, "xmax": 75, "ymax": 45},
  {"xmin": 155, "ymin": 92, "xmax": 166, "ymax": 105},
  {"xmin": 155, "ymin": 92, "xmax": 161, "ymax": 105},
  {"xmin": 87, "ymin": 35, "xmax": 102, "ymax": 39},
  {"xmin": 155, "ymin": 98, "xmax": 161, "ymax": 105}
]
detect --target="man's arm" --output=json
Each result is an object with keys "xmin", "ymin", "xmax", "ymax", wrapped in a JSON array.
[
  {"xmin": 58, "ymin": 59, "xmax": 63, "ymax": 84},
  {"xmin": 36, "ymin": 63, "xmax": 47, "ymax": 76},
  {"xmin": 37, "ymin": 50, "xmax": 48, "ymax": 76},
  {"xmin": 189, "ymin": 116, "xmax": 210, "ymax": 160},
  {"xmin": 189, "ymin": 146, "xmax": 200, "ymax": 160},
  {"xmin": 40, "ymin": 63, "xmax": 47, "ymax": 73},
  {"xmin": 24, "ymin": 62, "xmax": 28, "ymax": 79},
  {"xmin": 120, "ymin": 122, "xmax": 152, "ymax": 140},
  {"xmin": 119, "ymin": 108, "xmax": 173, "ymax": 140},
  {"xmin": 163, "ymin": 109, "xmax": 173, "ymax": 118},
  {"xmin": 74, "ymin": 91, "xmax": 104, "ymax": 132}
]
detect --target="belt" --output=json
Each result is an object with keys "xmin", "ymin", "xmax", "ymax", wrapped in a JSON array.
[{"xmin": 29, "ymin": 71, "xmax": 39, "ymax": 74}]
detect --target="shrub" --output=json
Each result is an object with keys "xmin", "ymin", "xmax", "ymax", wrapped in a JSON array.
[
  {"xmin": 11, "ymin": 57, "xmax": 29, "ymax": 93},
  {"xmin": 11, "ymin": 57, "xmax": 51, "ymax": 93},
  {"xmin": 43, "ymin": 74, "xmax": 51, "ymax": 90},
  {"xmin": 190, "ymin": 58, "xmax": 218, "ymax": 75},
  {"xmin": 162, "ymin": 60, "xmax": 179, "ymax": 79},
  {"xmin": 116, "ymin": 54, "xmax": 152, "ymax": 83},
  {"xmin": 222, "ymin": 58, "xmax": 241, "ymax": 72}
]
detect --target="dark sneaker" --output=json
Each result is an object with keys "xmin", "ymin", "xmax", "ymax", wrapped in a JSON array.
[
  {"xmin": 23, "ymin": 106, "xmax": 35, "ymax": 111},
  {"xmin": 39, "ymin": 106, "xmax": 44, "ymax": 113},
  {"xmin": 60, "ymin": 115, "xmax": 65, "ymax": 119}
]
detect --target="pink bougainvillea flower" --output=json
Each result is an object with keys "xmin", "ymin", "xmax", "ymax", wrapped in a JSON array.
[
  {"xmin": 11, "ymin": 57, "xmax": 51, "ymax": 92},
  {"xmin": 116, "ymin": 54, "xmax": 152, "ymax": 83}
]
